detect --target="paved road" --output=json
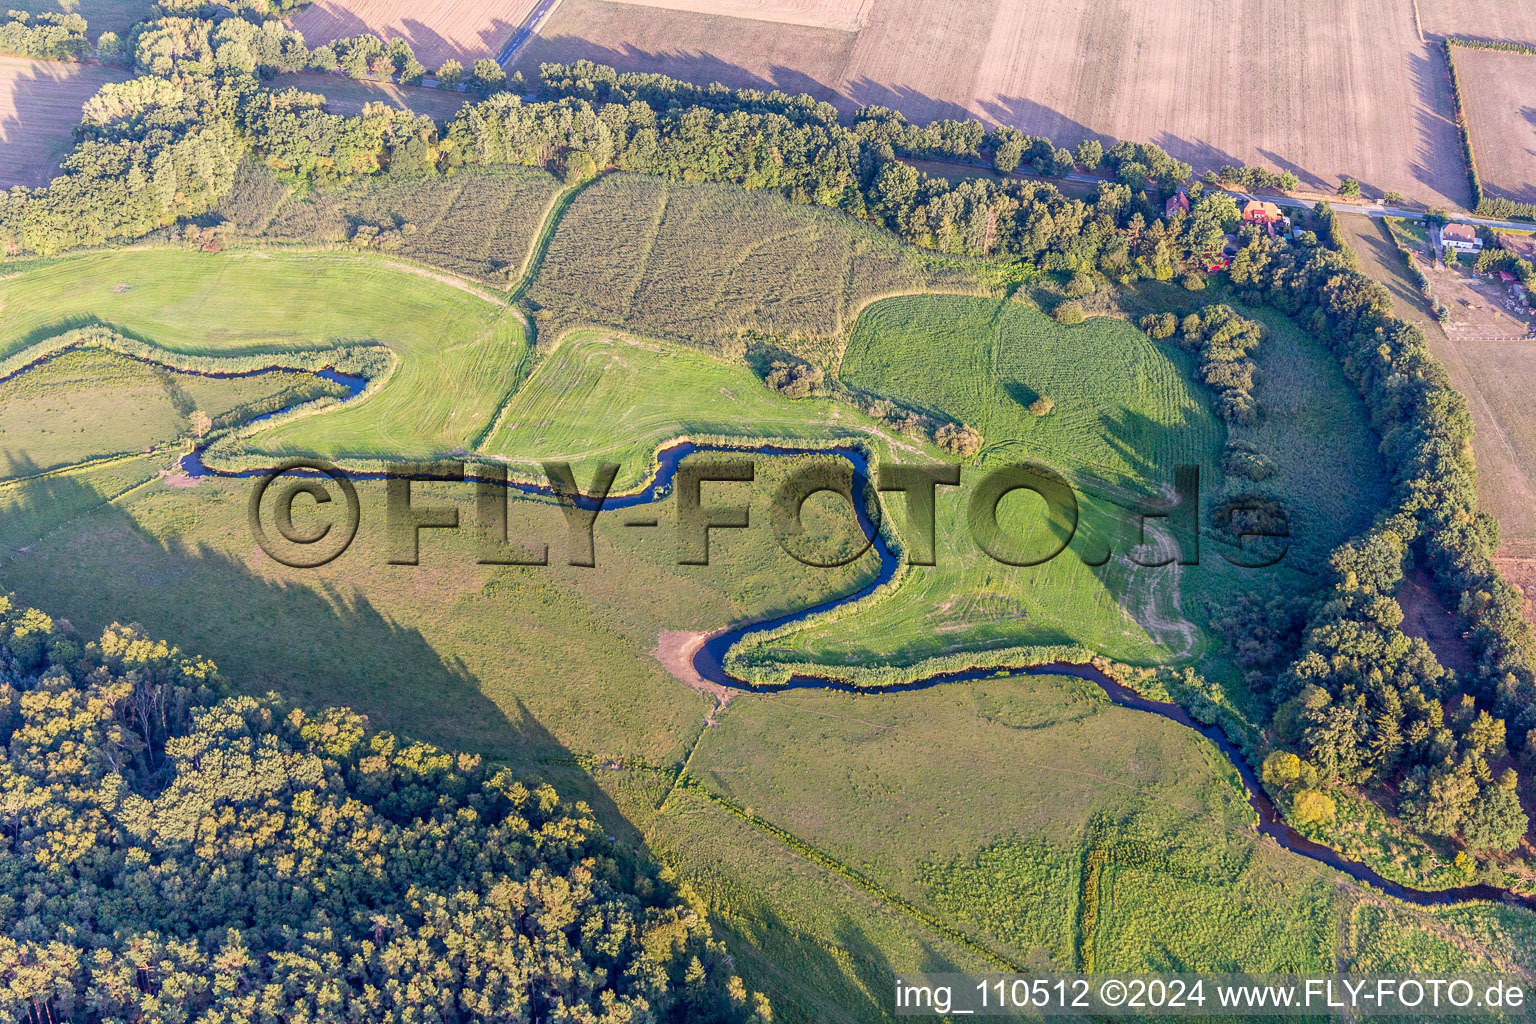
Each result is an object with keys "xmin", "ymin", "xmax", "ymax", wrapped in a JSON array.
[
  {"xmin": 497, "ymin": 0, "xmax": 562, "ymax": 65},
  {"xmin": 1048, "ymin": 166, "xmax": 1529, "ymax": 230}
]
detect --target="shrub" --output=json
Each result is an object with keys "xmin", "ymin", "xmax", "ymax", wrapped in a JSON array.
[
  {"xmin": 934, "ymin": 421, "xmax": 983, "ymax": 456},
  {"xmin": 1138, "ymin": 311, "xmax": 1177, "ymax": 339},
  {"xmin": 1180, "ymin": 272, "xmax": 1206, "ymax": 291},
  {"xmin": 1221, "ymin": 440, "xmax": 1273, "ymax": 481},
  {"xmin": 764, "ymin": 359, "xmax": 822, "ymax": 398},
  {"xmin": 1053, "ymin": 300, "xmax": 1085, "ymax": 325},
  {"xmin": 436, "ymin": 58, "xmax": 463, "ymax": 90},
  {"xmin": 1292, "ymin": 789, "xmax": 1337, "ymax": 827},
  {"xmin": 1064, "ymin": 273, "xmax": 1097, "ymax": 298}
]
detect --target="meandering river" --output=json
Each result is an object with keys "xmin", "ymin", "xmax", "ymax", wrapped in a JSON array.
[{"xmin": 184, "ymin": 371, "xmax": 1528, "ymax": 913}]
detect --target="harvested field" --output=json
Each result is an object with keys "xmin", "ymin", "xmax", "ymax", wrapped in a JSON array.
[
  {"xmin": 0, "ymin": 56, "xmax": 126, "ymax": 189},
  {"xmin": 513, "ymin": 0, "xmax": 858, "ymax": 101},
  {"xmin": 1419, "ymin": 0, "xmax": 1536, "ymax": 45},
  {"xmin": 1454, "ymin": 46, "xmax": 1536, "ymax": 206},
  {"xmin": 288, "ymin": 0, "xmax": 543, "ymax": 70},
  {"xmin": 520, "ymin": 0, "xmax": 1469, "ymax": 209},
  {"xmin": 283, "ymin": 72, "xmax": 472, "ymax": 120},
  {"xmin": 605, "ymin": 0, "xmax": 872, "ymax": 32}
]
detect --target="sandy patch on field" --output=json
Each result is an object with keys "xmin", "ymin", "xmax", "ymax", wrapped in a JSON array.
[{"xmin": 655, "ymin": 629, "xmax": 732, "ymax": 721}]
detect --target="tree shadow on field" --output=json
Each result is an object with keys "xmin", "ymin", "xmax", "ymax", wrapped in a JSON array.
[
  {"xmin": 514, "ymin": 34, "xmax": 849, "ymax": 105},
  {"xmin": 1407, "ymin": 40, "xmax": 1471, "ymax": 207},
  {"xmin": 0, "ymin": 454, "xmax": 649, "ymax": 845}
]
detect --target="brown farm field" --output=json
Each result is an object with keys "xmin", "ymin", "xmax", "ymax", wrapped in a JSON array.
[
  {"xmin": 0, "ymin": 57, "xmax": 127, "ymax": 190},
  {"xmin": 519, "ymin": 0, "xmax": 1469, "ymax": 209},
  {"xmin": 1420, "ymin": 0, "xmax": 1536, "ymax": 46},
  {"xmin": 288, "ymin": 0, "xmax": 543, "ymax": 69},
  {"xmin": 1454, "ymin": 46, "xmax": 1536, "ymax": 206}
]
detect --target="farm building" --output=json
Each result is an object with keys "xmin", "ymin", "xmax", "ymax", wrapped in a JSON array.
[
  {"xmin": 1441, "ymin": 222, "xmax": 1484, "ymax": 254},
  {"xmin": 1242, "ymin": 200, "xmax": 1282, "ymax": 226}
]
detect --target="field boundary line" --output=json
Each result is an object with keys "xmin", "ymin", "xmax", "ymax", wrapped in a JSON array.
[
  {"xmin": 672, "ymin": 777, "xmax": 1025, "ymax": 971},
  {"xmin": 509, "ymin": 173, "xmax": 600, "ymax": 303}
]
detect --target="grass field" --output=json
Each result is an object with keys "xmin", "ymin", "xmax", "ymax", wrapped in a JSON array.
[
  {"xmin": 0, "ymin": 56, "xmax": 127, "ymax": 189},
  {"xmin": 0, "ymin": 348, "xmax": 342, "ymax": 474},
  {"xmin": 730, "ymin": 293, "xmax": 1384, "ymax": 681},
  {"xmin": 478, "ymin": 329, "xmax": 898, "ymax": 490},
  {"xmin": 0, "ymin": 249, "xmax": 527, "ymax": 462},
  {"xmin": 221, "ymin": 162, "xmax": 564, "ymax": 284},
  {"xmin": 520, "ymin": 0, "xmax": 1467, "ymax": 209},
  {"xmin": 1454, "ymin": 46, "xmax": 1536, "ymax": 206},
  {"xmin": 287, "ymin": 0, "xmax": 543, "ymax": 68},
  {"xmin": 527, "ymin": 174, "xmax": 987, "ymax": 360}
]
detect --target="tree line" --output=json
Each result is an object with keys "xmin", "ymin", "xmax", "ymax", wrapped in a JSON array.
[
  {"xmin": 1222, "ymin": 222, "xmax": 1533, "ymax": 860},
  {"xmin": 0, "ymin": 10, "xmax": 87, "ymax": 60},
  {"xmin": 0, "ymin": 596, "xmax": 771, "ymax": 1023}
]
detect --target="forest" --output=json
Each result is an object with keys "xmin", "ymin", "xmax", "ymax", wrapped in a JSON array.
[{"xmin": 0, "ymin": 597, "xmax": 770, "ymax": 1023}]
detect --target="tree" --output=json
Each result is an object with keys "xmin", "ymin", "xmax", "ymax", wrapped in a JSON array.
[
  {"xmin": 1053, "ymin": 300, "xmax": 1085, "ymax": 324},
  {"xmin": 1277, "ymin": 170, "xmax": 1299, "ymax": 192},
  {"xmin": 1292, "ymin": 788, "xmax": 1336, "ymax": 827},
  {"xmin": 470, "ymin": 57, "xmax": 507, "ymax": 94},
  {"xmin": 1027, "ymin": 396, "xmax": 1054, "ymax": 416},
  {"xmin": 1383, "ymin": 190, "xmax": 1405, "ymax": 205},
  {"xmin": 1461, "ymin": 783, "xmax": 1528, "ymax": 852},
  {"xmin": 189, "ymin": 409, "xmax": 212, "ymax": 437},
  {"xmin": 990, "ymin": 125, "xmax": 1025, "ymax": 174},
  {"xmin": 436, "ymin": 58, "xmax": 463, "ymax": 90},
  {"xmin": 1262, "ymin": 750, "xmax": 1302, "ymax": 789},
  {"xmin": 1074, "ymin": 138, "xmax": 1102, "ymax": 170},
  {"xmin": 1337, "ymin": 176, "xmax": 1361, "ymax": 198}
]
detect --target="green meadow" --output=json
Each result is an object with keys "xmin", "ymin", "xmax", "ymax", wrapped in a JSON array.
[
  {"xmin": 0, "ymin": 249, "xmax": 525, "ymax": 460},
  {"xmin": 0, "ymin": 175, "xmax": 1527, "ymax": 1023}
]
